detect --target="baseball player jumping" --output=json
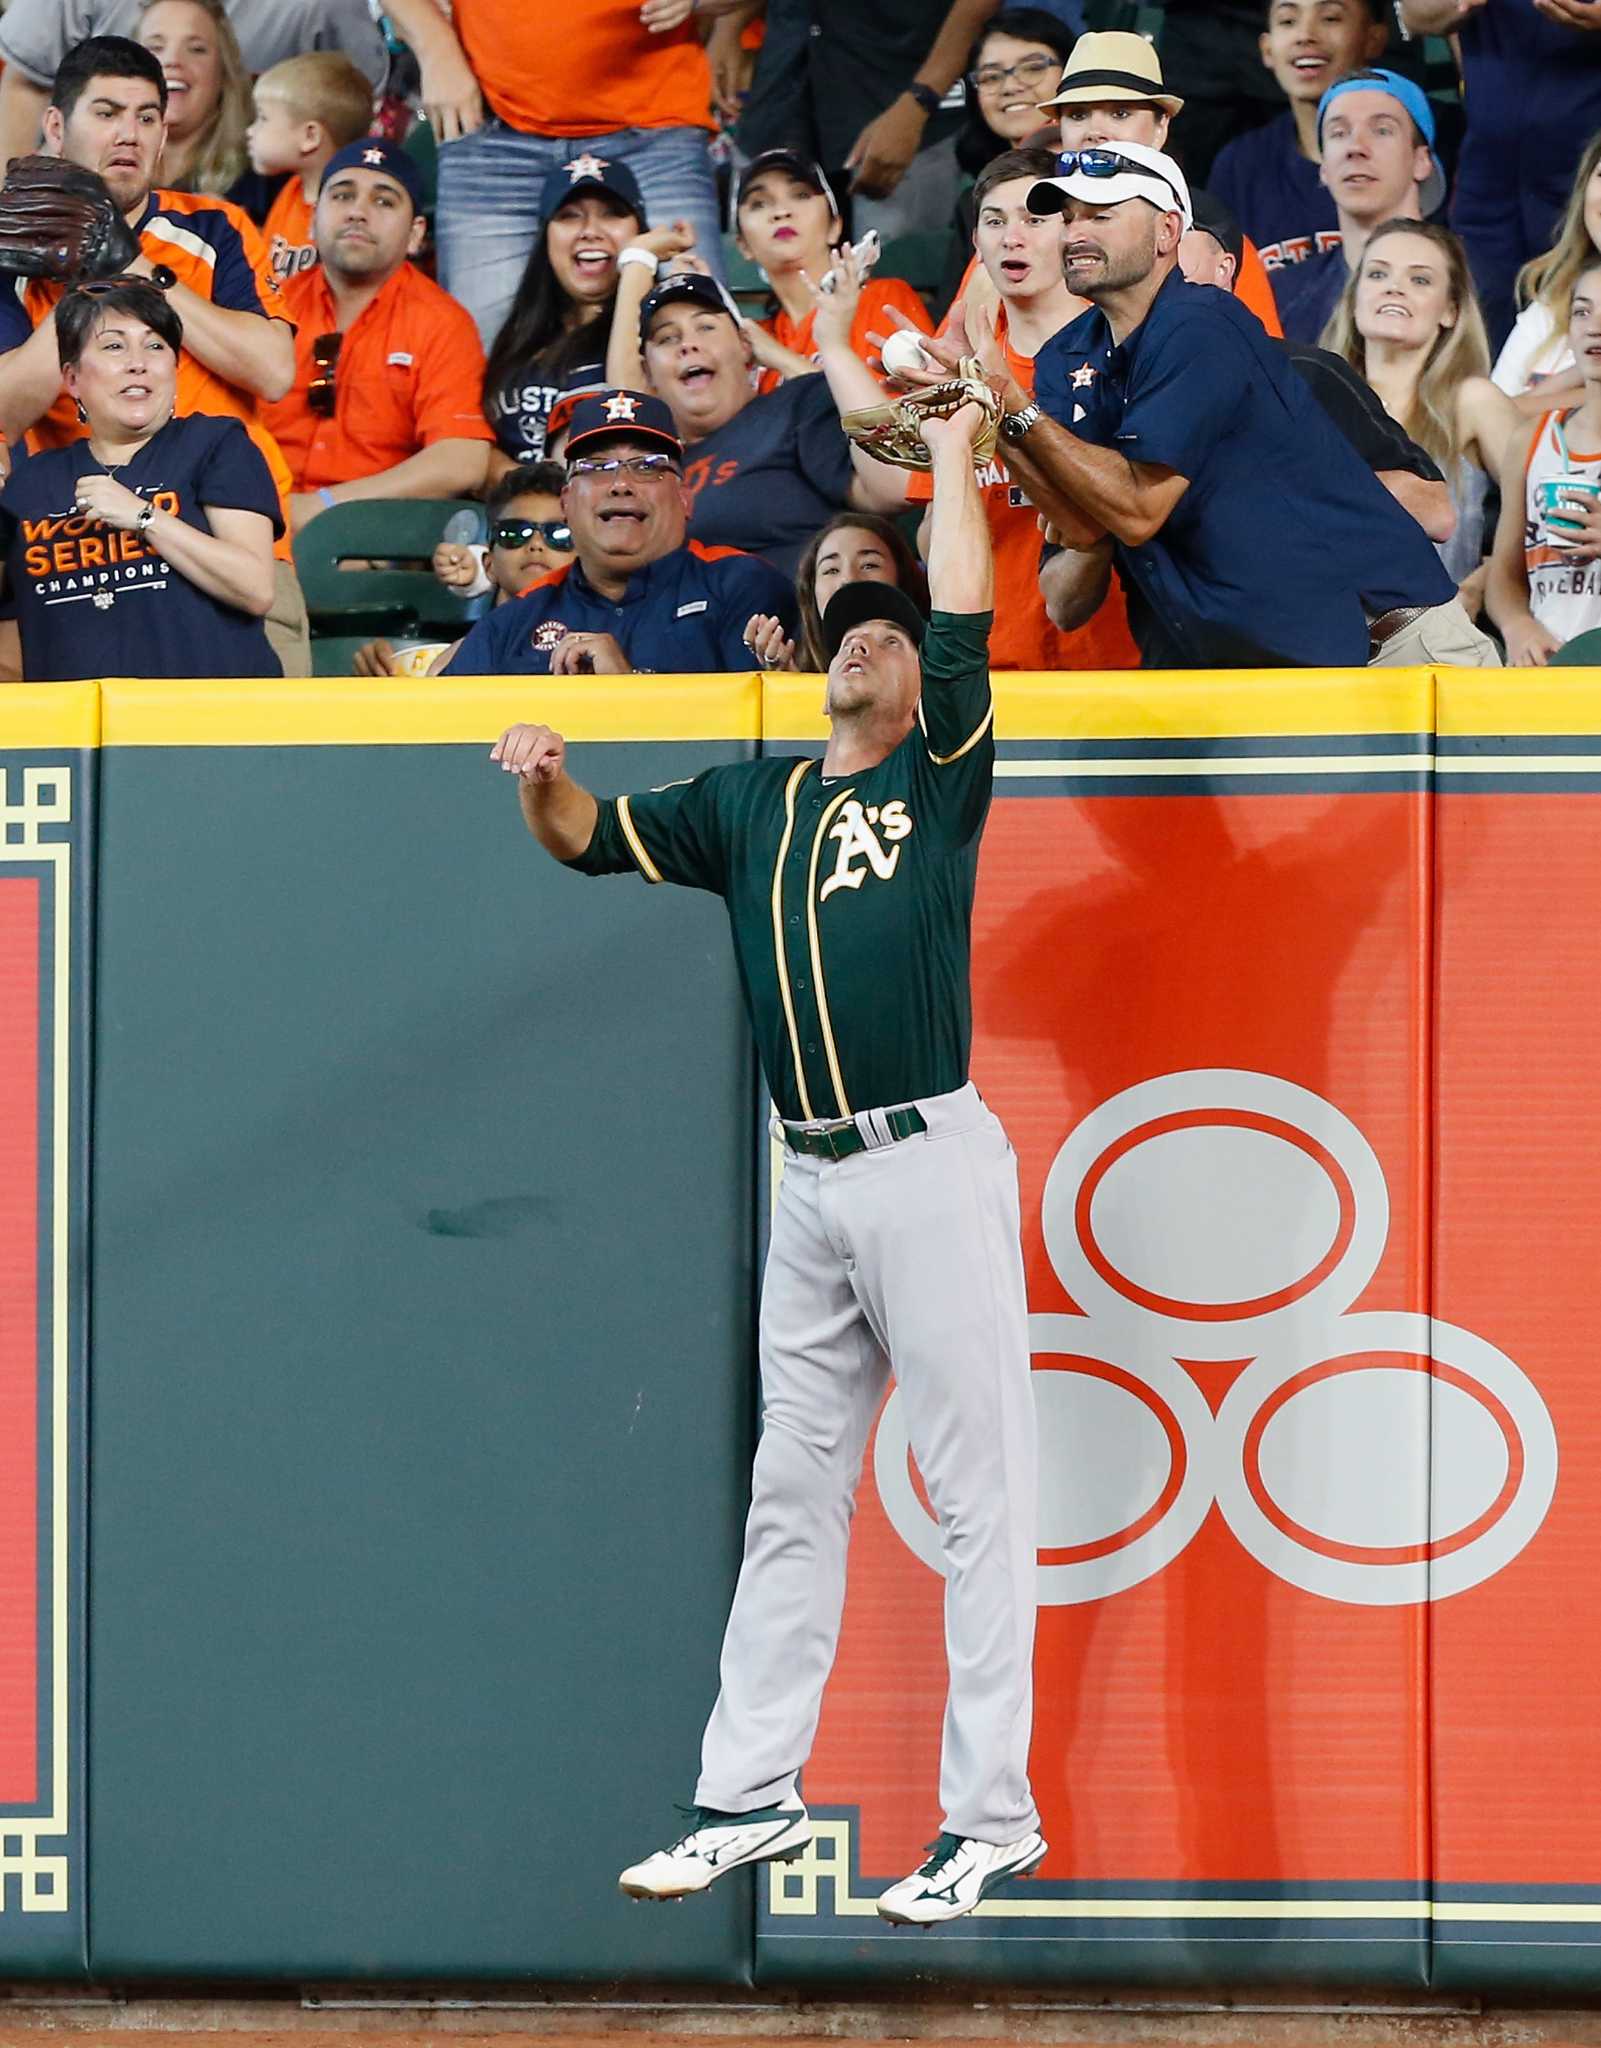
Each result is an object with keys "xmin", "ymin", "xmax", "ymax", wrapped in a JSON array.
[{"xmin": 492, "ymin": 392, "xmax": 1043, "ymax": 1928}]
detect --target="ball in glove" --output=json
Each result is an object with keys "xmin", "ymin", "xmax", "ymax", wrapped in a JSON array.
[
  {"xmin": 0, "ymin": 156, "xmax": 140, "ymax": 282},
  {"xmin": 839, "ymin": 358, "xmax": 1002, "ymax": 472}
]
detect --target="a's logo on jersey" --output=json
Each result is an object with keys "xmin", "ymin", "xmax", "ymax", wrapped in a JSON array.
[
  {"xmin": 819, "ymin": 798, "xmax": 912, "ymax": 902},
  {"xmin": 1071, "ymin": 363, "xmax": 1097, "ymax": 389},
  {"xmin": 566, "ymin": 153, "xmax": 610, "ymax": 183},
  {"xmin": 533, "ymin": 619, "xmax": 569, "ymax": 652},
  {"xmin": 603, "ymin": 392, "xmax": 639, "ymax": 421}
]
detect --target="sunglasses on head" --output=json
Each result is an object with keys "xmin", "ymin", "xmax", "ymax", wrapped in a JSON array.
[
  {"xmin": 1055, "ymin": 147, "xmax": 1185, "ymax": 208},
  {"xmin": 492, "ymin": 518, "xmax": 573, "ymax": 550},
  {"xmin": 307, "ymin": 330, "xmax": 341, "ymax": 417}
]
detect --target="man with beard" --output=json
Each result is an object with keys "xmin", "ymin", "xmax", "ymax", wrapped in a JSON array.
[
  {"xmin": 995, "ymin": 138, "xmax": 1494, "ymax": 666},
  {"xmin": 262, "ymin": 139, "xmax": 493, "ymax": 532}
]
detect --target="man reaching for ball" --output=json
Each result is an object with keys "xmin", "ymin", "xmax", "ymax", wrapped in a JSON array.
[{"xmin": 492, "ymin": 388, "xmax": 1044, "ymax": 1929}]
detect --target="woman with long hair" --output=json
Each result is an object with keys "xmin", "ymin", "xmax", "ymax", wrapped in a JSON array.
[
  {"xmin": 754, "ymin": 510, "xmax": 931, "ymax": 671},
  {"xmin": 137, "ymin": 0, "xmax": 253, "ymax": 199},
  {"xmin": 1492, "ymin": 130, "xmax": 1601, "ymax": 414},
  {"xmin": 1326, "ymin": 218, "xmax": 1518, "ymax": 600},
  {"xmin": 482, "ymin": 157, "xmax": 693, "ymax": 475},
  {"xmin": 0, "ymin": 279, "xmax": 279, "ymax": 680}
]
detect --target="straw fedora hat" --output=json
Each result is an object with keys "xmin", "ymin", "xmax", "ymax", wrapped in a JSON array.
[{"xmin": 1038, "ymin": 30, "xmax": 1185, "ymax": 115}]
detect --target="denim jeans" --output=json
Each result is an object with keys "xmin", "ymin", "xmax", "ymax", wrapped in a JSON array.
[{"xmin": 436, "ymin": 118, "xmax": 725, "ymax": 350}]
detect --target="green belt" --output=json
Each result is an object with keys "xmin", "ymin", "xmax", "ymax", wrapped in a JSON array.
[{"xmin": 781, "ymin": 1106, "xmax": 928, "ymax": 1161}]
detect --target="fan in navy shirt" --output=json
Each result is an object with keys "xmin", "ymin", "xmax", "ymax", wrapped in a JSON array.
[
  {"xmin": 0, "ymin": 279, "xmax": 280, "ymax": 680},
  {"xmin": 444, "ymin": 388, "xmax": 796, "ymax": 676},
  {"xmin": 998, "ymin": 143, "xmax": 1492, "ymax": 667}
]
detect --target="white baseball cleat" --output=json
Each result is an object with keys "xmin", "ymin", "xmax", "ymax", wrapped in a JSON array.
[
  {"xmin": 876, "ymin": 1829, "xmax": 1047, "ymax": 1925},
  {"xmin": 618, "ymin": 1803, "xmax": 811, "ymax": 1901}
]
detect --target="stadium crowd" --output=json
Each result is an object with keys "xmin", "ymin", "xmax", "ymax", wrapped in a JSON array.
[{"xmin": 0, "ymin": 0, "xmax": 1600, "ymax": 678}]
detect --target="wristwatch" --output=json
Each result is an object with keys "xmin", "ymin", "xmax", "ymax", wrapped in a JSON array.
[
  {"xmin": 904, "ymin": 81, "xmax": 941, "ymax": 117},
  {"xmin": 136, "ymin": 502, "xmax": 156, "ymax": 532},
  {"xmin": 1001, "ymin": 402, "xmax": 1041, "ymax": 442}
]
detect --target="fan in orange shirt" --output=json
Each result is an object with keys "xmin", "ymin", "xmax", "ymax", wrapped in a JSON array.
[
  {"xmin": 733, "ymin": 152, "xmax": 933, "ymax": 393},
  {"xmin": 812, "ymin": 147, "xmax": 1139, "ymax": 673},
  {"xmin": 247, "ymin": 53, "xmax": 376, "ymax": 281}
]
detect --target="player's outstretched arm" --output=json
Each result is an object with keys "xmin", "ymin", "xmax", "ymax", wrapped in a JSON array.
[
  {"xmin": 491, "ymin": 723, "xmax": 600, "ymax": 861},
  {"xmin": 921, "ymin": 402, "xmax": 994, "ymax": 615}
]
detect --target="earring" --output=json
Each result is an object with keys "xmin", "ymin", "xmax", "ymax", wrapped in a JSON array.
[{"xmin": 74, "ymin": 400, "xmax": 87, "ymax": 424}]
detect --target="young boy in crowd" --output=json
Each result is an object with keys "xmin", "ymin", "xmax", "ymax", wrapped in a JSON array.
[
  {"xmin": 247, "ymin": 53, "xmax": 376, "ymax": 280},
  {"xmin": 1209, "ymin": 0, "xmax": 1389, "ymax": 269}
]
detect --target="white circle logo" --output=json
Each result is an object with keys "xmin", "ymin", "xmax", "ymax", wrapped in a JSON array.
[{"xmin": 874, "ymin": 1071, "xmax": 1557, "ymax": 1607}]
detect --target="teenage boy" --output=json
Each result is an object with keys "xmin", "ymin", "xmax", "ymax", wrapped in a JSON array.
[
  {"xmin": 1209, "ymin": 0, "xmax": 1390, "ymax": 266},
  {"xmin": 247, "ymin": 54, "xmax": 377, "ymax": 282}
]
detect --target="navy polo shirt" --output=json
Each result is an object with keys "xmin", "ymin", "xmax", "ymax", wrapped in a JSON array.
[
  {"xmin": 442, "ymin": 539, "xmax": 796, "ymax": 676},
  {"xmin": 1033, "ymin": 268, "xmax": 1455, "ymax": 669}
]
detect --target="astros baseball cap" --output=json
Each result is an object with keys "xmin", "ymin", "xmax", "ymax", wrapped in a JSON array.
[
  {"xmin": 320, "ymin": 138, "xmax": 426, "ymax": 214},
  {"xmin": 1317, "ymin": 68, "xmax": 1447, "ymax": 217},
  {"xmin": 734, "ymin": 150, "xmax": 842, "ymax": 222},
  {"xmin": 1188, "ymin": 187, "xmax": 1243, "ymax": 272},
  {"xmin": 1028, "ymin": 139, "xmax": 1193, "ymax": 229},
  {"xmin": 638, "ymin": 270, "xmax": 745, "ymax": 343},
  {"xmin": 536, "ymin": 151, "xmax": 647, "ymax": 226},
  {"xmin": 562, "ymin": 388, "xmax": 683, "ymax": 464},
  {"xmin": 821, "ymin": 581, "xmax": 928, "ymax": 659}
]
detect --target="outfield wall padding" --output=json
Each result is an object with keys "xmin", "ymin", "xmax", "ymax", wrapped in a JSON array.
[{"xmin": 0, "ymin": 669, "xmax": 1595, "ymax": 1991}]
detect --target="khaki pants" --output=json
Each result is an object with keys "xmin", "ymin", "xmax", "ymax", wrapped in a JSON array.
[
  {"xmin": 265, "ymin": 559, "xmax": 312, "ymax": 678},
  {"xmin": 1369, "ymin": 598, "xmax": 1502, "ymax": 668}
]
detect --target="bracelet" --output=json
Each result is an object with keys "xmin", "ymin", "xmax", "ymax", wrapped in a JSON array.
[
  {"xmin": 136, "ymin": 502, "xmax": 156, "ymax": 533},
  {"xmin": 317, "ymin": 487, "xmax": 338, "ymax": 510},
  {"xmin": 905, "ymin": 81, "xmax": 941, "ymax": 118},
  {"xmin": 617, "ymin": 246, "xmax": 659, "ymax": 276}
]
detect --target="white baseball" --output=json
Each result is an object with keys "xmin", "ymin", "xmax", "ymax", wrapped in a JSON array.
[{"xmin": 880, "ymin": 328, "xmax": 938, "ymax": 379}]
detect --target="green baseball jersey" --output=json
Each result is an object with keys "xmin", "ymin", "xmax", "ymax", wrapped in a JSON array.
[{"xmin": 565, "ymin": 608, "xmax": 994, "ymax": 1123}]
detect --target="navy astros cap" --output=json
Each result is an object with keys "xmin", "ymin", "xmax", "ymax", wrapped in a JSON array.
[
  {"xmin": 537, "ymin": 150, "xmax": 647, "ymax": 226},
  {"xmin": 1188, "ymin": 187, "xmax": 1243, "ymax": 271},
  {"xmin": 563, "ymin": 388, "xmax": 683, "ymax": 463},
  {"xmin": 320, "ymin": 139, "xmax": 426, "ymax": 213},
  {"xmin": 639, "ymin": 270, "xmax": 744, "ymax": 344},
  {"xmin": 821, "ymin": 581, "xmax": 928, "ymax": 658}
]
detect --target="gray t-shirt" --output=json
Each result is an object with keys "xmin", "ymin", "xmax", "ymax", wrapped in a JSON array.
[{"xmin": 0, "ymin": 0, "xmax": 388, "ymax": 88}]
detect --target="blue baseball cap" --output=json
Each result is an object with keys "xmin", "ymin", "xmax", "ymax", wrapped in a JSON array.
[
  {"xmin": 319, "ymin": 139, "xmax": 426, "ymax": 215},
  {"xmin": 562, "ymin": 388, "xmax": 683, "ymax": 463},
  {"xmin": 1317, "ymin": 69, "xmax": 1446, "ymax": 216},
  {"xmin": 536, "ymin": 151, "xmax": 647, "ymax": 227}
]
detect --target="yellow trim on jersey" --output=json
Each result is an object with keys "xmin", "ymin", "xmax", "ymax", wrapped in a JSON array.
[
  {"xmin": 0, "ymin": 683, "xmax": 100, "ymax": 749},
  {"xmin": 98, "ymin": 676, "xmax": 763, "ymax": 747},
  {"xmin": 614, "ymin": 794, "xmax": 662, "ymax": 883},
  {"xmin": 920, "ymin": 695, "xmax": 995, "ymax": 766},
  {"xmin": 770, "ymin": 761, "xmax": 815, "ymax": 1122},
  {"xmin": 805, "ymin": 785, "xmax": 857, "ymax": 1120}
]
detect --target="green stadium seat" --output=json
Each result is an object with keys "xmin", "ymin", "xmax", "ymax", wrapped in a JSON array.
[
  {"xmin": 1550, "ymin": 628, "xmax": 1601, "ymax": 666},
  {"xmin": 292, "ymin": 496, "xmax": 479, "ymax": 649}
]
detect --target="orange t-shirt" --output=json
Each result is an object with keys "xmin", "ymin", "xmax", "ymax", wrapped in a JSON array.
[
  {"xmin": 263, "ymin": 260, "xmax": 493, "ymax": 491},
  {"xmin": 23, "ymin": 188, "xmax": 298, "ymax": 559},
  {"xmin": 755, "ymin": 277, "xmax": 931, "ymax": 395},
  {"xmin": 263, "ymin": 177, "xmax": 317, "ymax": 283},
  {"xmin": 452, "ymin": 0, "xmax": 712, "ymax": 138},
  {"xmin": 908, "ymin": 305, "xmax": 1138, "ymax": 672}
]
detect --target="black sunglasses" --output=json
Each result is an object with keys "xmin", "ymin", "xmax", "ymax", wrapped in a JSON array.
[
  {"xmin": 1055, "ymin": 147, "xmax": 1187, "ymax": 210},
  {"xmin": 308, "ymin": 331, "xmax": 342, "ymax": 417},
  {"xmin": 492, "ymin": 518, "xmax": 573, "ymax": 550}
]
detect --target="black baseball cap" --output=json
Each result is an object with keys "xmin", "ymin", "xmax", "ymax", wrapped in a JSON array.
[
  {"xmin": 638, "ymin": 270, "xmax": 745, "ymax": 343},
  {"xmin": 821, "ymin": 581, "xmax": 928, "ymax": 658},
  {"xmin": 1188, "ymin": 187, "xmax": 1243, "ymax": 271},
  {"xmin": 537, "ymin": 150, "xmax": 647, "ymax": 226},
  {"xmin": 562, "ymin": 388, "xmax": 683, "ymax": 463},
  {"xmin": 735, "ymin": 150, "xmax": 841, "ymax": 221}
]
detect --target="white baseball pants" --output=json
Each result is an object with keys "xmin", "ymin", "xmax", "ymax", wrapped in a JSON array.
[{"xmin": 695, "ymin": 1083, "xmax": 1040, "ymax": 1844}]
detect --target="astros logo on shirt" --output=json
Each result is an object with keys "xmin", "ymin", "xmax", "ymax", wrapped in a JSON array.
[
  {"xmin": 533, "ymin": 619, "xmax": 569, "ymax": 653},
  {"xmin": 819, "ymin": 798, "xmax": 912, "ymax": 901}
]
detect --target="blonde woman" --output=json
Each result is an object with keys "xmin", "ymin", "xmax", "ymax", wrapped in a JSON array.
[
  {"xmin": 138, "ymin": 0, "xmax": 253, "ymax": 199},
  {"xmin": 1491, "ymin": 132, "xmax": 1601, "ymax": 418},
  {"xmin": 1327, "ymin": 219, "xmax": 1518, "ymax": 606}
]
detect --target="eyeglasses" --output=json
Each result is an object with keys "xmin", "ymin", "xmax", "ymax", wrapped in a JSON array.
[
  {"xmin": 566, "ymin": 453, "xmax": 681, "ymax": 480},
  {"xmin": 1055, "ymin": 147, "xmax": 1186, "ymax": 208},
  {"xmin": 492, "ymin": 518, "xmax": 573, "ymax": 550},
  {"xmin": 971, "ymin": 53, "xmax": 1057, "ymax": 93},
  {"xmin": 307, "ymin": 331, "xmax": 342, "ymax": 417}
]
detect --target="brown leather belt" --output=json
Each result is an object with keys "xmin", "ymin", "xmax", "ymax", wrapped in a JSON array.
[{"xmin": 1367, "ymin": 604, "xmax": 1430, "ymax": 654}]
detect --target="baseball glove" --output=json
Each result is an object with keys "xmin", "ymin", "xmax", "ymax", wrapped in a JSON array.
[
  {"xmin": 839, "ymin": 358, "xmax": 1002, "ymax": 472},
  {"xmin": 0, "ymin": 156, "xmax": 140, "ymax": 283}
]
